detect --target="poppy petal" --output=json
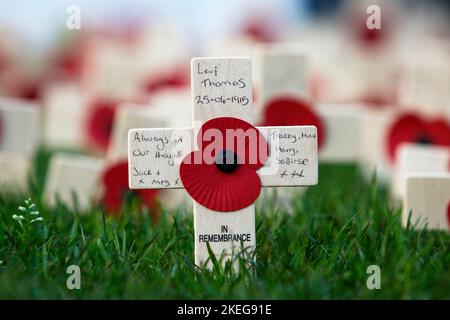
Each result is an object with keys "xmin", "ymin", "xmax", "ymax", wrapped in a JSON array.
[
  {"xmin": 386, "ymin": 113, "xmax": 426, "ymax": 162},
  {"xmin": 103, "ymin": 189, "xmax": 124, "ymax": 215},
  {"xmin": 241, "ymin": 18, "xmax": 276, "ymax": 43},
  {"xmin": 136, "ymin": 189, "xmax": 160, "ymax": 209},
  {"xmin": 426, "ymin": 119, "xmax": 450, "ymax": 147},
  {"xmin": 262, "ymin": 97, "xmax": 325, "ymax": 148},
  {"xmin": 198, "ymin": 117, "xmax": 268, "ymax": 170},
  {"xmin": 101, "ymin": 161, "xmax": 159, "ymax": 215},
  {"xmin": 101, "ymin": 162, "xmax": 129, "ymax": 214},
  {"xmin": 180, "ymin": 151, "xmax": 262, "ymax": 212},
  {"xmin": 86, "ymin": 100, "xmax": 117, "ymax": 151},
  {"xmin": 143, "ymin": 69, "xmax": 188, "ymax": 94},
  {"xmin": 387, "ymin": 113, "xmax": 450, "ymax": 162}
]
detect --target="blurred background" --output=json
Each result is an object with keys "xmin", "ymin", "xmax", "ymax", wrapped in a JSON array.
[{"xmin": 0, "ymin": 0, "xmax": 447, "ymax": 104}]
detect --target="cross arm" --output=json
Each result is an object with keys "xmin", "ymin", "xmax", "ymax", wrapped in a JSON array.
[
  {"xmin": 128, "ymin": 125, "xmax": 318, "ymax": 190},
  {"xmin": 257, "ymin": 125, "xmax": 318, "ymax": 187},
  {"xmin": 128, "ymin": 127, "xmax": 193, "ymax": 189}
]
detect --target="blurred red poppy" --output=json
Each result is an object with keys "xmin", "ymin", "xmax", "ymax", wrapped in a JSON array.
[
  {"xmin": 180, "ymin": 117, "xmax": 268, "ymax": 212},
  {"xmin": 142, "ymin": 69, "xmax": 189, "ymax": 94},
  {"xmin": 261, "ymin": 97, "xmax": 325, "ymax": 148},
  {"xmin": 86, "ymin": 100, "xmax": 117, "ymax": 152},
  {"xmin": 1, "ymin": 73, "xmax": 42, "ymax": 101},
  {"xmin": 17, "ymin": 80, "xmax": 41, "ymax": 101},
  {"xmin": 387, "ymin": 113, "xmax": 450, "ymax": 162},
  {"xmin": 101, "ymin": 161, "xmax": 160, "ymax": 220},
  {"xmin": 50, "ymin": 47, "xmax": 85, "ymax": 81},
  {"xmin": 241, "ymin": 18, "xmax": 276, "ymax": 43},
  {"xmin": 349, "ymin": 7, "xmax": 392, "ymax": 48}
]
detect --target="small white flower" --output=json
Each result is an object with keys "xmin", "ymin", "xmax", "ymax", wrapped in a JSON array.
[
  {"xmin": 31, "ymin": 217, "xmax": 44, "ymax": 223},
  {"xmin": 12, "ymin": 214, "xmax": 24, "ymax": 226}
]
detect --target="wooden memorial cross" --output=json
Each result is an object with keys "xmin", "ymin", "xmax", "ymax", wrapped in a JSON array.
[
  {"xmin": 128, "ymin": 57, "xmax": 318, "ymax": 268},
  {"xmin": 404, "ymin": 173, "xmax": 450, "ymax": 231},
  {"xmin": 0, "ymin": 97, "xmax": 40, "ymax": 191}
]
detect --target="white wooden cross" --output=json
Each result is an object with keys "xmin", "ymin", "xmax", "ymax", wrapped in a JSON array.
[
  {"xmin": 255, "ymin": 44, "xmax": 363, "ymax": 163},
  {"xmin": 128, "ymin": 57, "xmax": 318, "ymax": 268},
  {"xmin": 393, "ymin": 143, "xmax": 449, "ymax": 199},
  {"xmin": 44, "ymin": 153, "xmax": 104, "ymax": 211},
  {"xmin": 0, "ymin": 97, "xmax": 40, "ymax": 191},
  {"xmin": 404, "ymin": 173, "xmax": 450, "ymax": 231}
]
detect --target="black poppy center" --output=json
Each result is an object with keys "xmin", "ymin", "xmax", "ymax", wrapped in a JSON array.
[
  {"xmin": 415, "ymin": 134, "xmax": 432, "ymax": 145},
  {"xmin": 215, "ymin": 150, "xmax": 238, "ymax": 173}
]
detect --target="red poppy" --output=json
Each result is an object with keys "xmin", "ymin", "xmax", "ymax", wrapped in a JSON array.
[
  {"xmin": 349, "ymin": 8, "xmax": 392, "ymax": 48},
  {"xmin": 86, "ymin": 100, "xmax": 117, "ymax": 152},
  {"xmin": 358, "ymin": 94, "xmax": 394, "ymax": 108},
  {"xmin": 49, "ymin": 46, "xmax": 85, "ymax": 81},
  {"xmin": 241, "ymin": 18, "xmax": 276, "ymax": 43},
  {"xmin": 17, "ymin": 80, "xmax": 41, "ymax": 101},
  {"xmin": 261, "ymin": 97, "xmax": 325, "ymax": 148},
  {"xmin": 142, "ymin": 69, "xmax": 189, "ymax": 94},
  {"xmin": 386, "ymin": 113, "xmax": 450, "ymax": 162},
  {"xmin": 2, "ymin": 74, "xmax": 42, "ymax": 101},
  {"xmin": 180, "ymin": 117, "xmax": 268, "ymax": 212},
  {"xmin": 357, "ymin": 23, "xmax": 386, "ymax": 47},
  {"xmin": 101, "ymin": 161, "xmax": 160, "ymax": 219}
]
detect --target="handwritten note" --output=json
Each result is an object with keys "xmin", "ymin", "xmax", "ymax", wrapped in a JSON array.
[
  {"xmin": 258, "ymin": 126, "xmax": 318, "ymax": 187},
  {"xmin": 191, "ymin": 58, "xmax": 253, "ymax": 123},
  {"xmin": 128, "ymin": 128, "xmax": 193, "ymax": 189}
]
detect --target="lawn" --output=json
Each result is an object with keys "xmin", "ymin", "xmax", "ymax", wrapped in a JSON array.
[{"xmin": 0, "ymin": 149, "xmax": 448, "ymax": 299}]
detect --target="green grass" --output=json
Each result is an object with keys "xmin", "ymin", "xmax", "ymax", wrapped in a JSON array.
[{"xmin": 0, "ymin": 149, "xmax": 448, "ymax": 299}]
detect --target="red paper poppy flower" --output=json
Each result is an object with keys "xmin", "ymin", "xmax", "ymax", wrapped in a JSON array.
[
  {"xmin": 261, "ymin": 97, "xmax": 325, "ymax": 148},
  {"xmin": 386, "ymin": 113, "xmax": 450, "ymax": 162},
  {"xmin": 180, "ymin": 117, "xmax": 268, "ymax": 212},
  {"xmin": 86, "ymin": 100, "xmax": 117, "ymax": 151},
  {"xmin": 142, "ymin": 69, "xmax": 189, "ymax": 94},
  {"xmin": 101, "ymin": 161, "xmax": 160, "ymax": 219}
]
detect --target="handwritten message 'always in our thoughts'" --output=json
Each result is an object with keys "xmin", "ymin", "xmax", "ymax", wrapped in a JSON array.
[{"xmin": 130, "ymin": 129, "xmax": 189, "ymax": 189}]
